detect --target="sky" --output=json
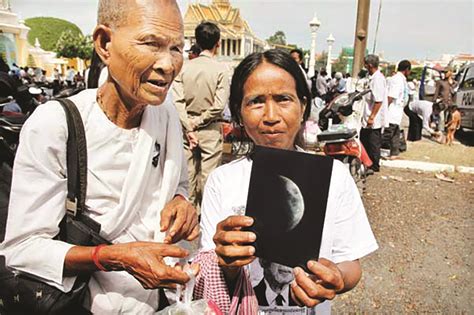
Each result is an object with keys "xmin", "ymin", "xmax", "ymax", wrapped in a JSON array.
[{"xmin": 10, "ymin": 0, "xmax": 474, "ymax": 62}]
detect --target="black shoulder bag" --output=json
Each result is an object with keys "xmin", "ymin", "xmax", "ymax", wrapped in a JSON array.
[{"xmin": 0, "ymin": 98, "xmax": 110, "ymax": 315}]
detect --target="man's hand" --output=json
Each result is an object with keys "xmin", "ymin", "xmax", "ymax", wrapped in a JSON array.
[
  {"xmin": 290, "ymin": 258, "xmax": 345, "ymax": 307},
  {"xmin": 160, "ymin": 195, "xmax": 199, "ymax": 244},
  {"xmin": 213, "ymin": 215, "xmax": 256, "ymax": 280},
  {"xmin": 367, "ymin": 116, "xmax": 375, "ymax": 127},
  {"xmin": 186, "ymin": 132, "xmax": 198, "ymax": 150},
  {"xmin": 101, "ymin": 242, "xmax": 198, "ymax": 290}
]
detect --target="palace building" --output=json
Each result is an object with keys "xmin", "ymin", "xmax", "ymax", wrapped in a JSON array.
[
  {"xmin": 182, "ymin": 0, "xmax": 266, "ymax": 60},
  {"xmin": 0, "ymin": 0, "xmax": 30, "ymax": 66}
]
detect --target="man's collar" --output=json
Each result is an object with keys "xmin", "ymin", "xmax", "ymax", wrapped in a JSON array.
[
  {"xmin": 199, "ymin": 50, "xmax": 214, "ymax": 58},
  {"xmin": 264, "ymin": 278, "xmax": 290, "ymax": 306}
]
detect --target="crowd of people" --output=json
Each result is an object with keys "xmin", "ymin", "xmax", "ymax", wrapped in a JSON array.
[{"xmin": 0, "ymin": 0, "xmax": 463, "ymax": 314}]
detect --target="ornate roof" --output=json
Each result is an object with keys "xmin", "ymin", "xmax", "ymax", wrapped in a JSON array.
[{"xmin": 183, "ymin": 0, "xmax": 260, "ymax": 41}]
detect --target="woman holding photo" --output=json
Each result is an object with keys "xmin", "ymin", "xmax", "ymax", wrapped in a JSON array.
[{"xmin": 199, "ymin": 49, "xmax": 378, "ymax": 313}]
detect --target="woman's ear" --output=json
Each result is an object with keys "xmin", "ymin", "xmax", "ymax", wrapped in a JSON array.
[
  {"xmin": 301, "ymin": 97, "xmax": 308, "ymax": 121},
  {"xmin": 93, "ymin": 25, "xmax": 113, "ymax": 67}
]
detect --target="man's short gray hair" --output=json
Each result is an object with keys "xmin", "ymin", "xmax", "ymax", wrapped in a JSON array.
[
  {"xmin": 365, "ymin": 54, "xmax": 380, "ymax": 68},
  {"xmin": 97, "ymin": 0, "xmax": 129, "ymax": 28}
]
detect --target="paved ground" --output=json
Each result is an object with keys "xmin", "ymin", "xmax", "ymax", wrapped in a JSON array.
[{"xmin": 332, "ymin": 168, "xmax": 473, "ymax": 313}]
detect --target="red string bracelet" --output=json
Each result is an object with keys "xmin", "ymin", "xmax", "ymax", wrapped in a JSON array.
[{"xmin": 92, "ymin": 244, "xmax": 108, "ymax": 272}]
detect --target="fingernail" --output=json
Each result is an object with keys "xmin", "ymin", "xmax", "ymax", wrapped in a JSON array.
[
  {"xmin": 245, "ymin": 217, "xmax": 254, "ymax": 225},
  {"xmin": 249, "ymin": 247, "xmax": 255, "ymax": 255},
  {"xmin": 308, "ymin": 260, "xmax": 316, "ymax": 268},
  {"xmin": 249, "ymin": 233, "xmax": 256, "ymax": 242},
  {"xmin": 293, "ymin": 267, "xmax": 301, "ymax": 275},
  {"xmin": 291, "ymin": 280, "xmax": 297, "ymax": 288}
]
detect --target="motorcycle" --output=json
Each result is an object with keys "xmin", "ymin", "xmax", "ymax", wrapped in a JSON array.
[
  {"xmin": 0, "ymin": 97, "xmax": 25, "ymax": 168},
  {"xmin": 317, "ymin": 90, "xmax": 372, "ymax": 194}
]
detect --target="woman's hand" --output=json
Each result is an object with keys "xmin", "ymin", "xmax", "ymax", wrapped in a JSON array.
[
  {"xmin": 290, "ymin": 258, "xmax": 361, "ymax": 307},
  {"xmin": 100, "ymin": 242, "xmax": 199, "ymax": 290},
  {"xmin": 213, "ymin": 215, "xmax": 256, "ymax": 279},
  {"xmin": 160, "ymin": 195, "xmax": 199, "ymax": 244}
]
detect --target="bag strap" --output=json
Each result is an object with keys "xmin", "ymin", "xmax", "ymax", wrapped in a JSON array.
[{"xmin": 56, "ymin": 98, "xmax": 87, "ymax": 217}]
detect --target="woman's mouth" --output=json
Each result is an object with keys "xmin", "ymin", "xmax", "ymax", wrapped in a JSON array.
[{"xmin": 146, "ymin": 79, "xmax": 169, "ymax": 91}]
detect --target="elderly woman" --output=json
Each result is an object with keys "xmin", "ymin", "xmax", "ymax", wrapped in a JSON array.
[
  {"xmin": 199, "ymin": 49, "xmax": 378, "ymax": 313},
  {"xmin": 1, "ymin": 0, "xmax": 198, "ymax": 314}
]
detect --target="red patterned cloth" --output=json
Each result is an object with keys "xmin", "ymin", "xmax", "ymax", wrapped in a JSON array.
[{"xmin": 193, "ymin": 250, "xmax": 259, "ymax": 314}]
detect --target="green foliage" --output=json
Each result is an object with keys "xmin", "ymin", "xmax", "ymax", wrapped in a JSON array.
[
  {"xmin": 55, "ymin": 31, "xmax": 93, "ymax": 60},
  {"xmin": 315, "ymin": 51, "xmax": 327, "ymax": 72},
  {"xmin": 267, "ymin": 31, "xmax": 287, "ymax": 46},
  {"xmin": 332, "ymin": 50, "xmax": 350, "ymax": 74},
  {"xmin": 408, "ymin": 66, "xmax": 424, "ymax": 81},
  {"xmin": 24, "ymin": 17, "xmax": 83, "ymax": 52}
]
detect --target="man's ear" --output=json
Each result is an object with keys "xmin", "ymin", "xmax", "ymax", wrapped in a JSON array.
[{"xmin": 93, "ymin": 25, "xmax": 113, "ymax": 66}]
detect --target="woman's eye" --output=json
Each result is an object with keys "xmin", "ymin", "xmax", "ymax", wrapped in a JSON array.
[
  {"xmin": 171, "ymin": 46, "xmax": 182, "ymax": 53},
  {"xmin": 143, "ymin": 41, "xmax": 159, "ymax": 47},
  {"xmin": 276, "ymin": 95, "xmax": 291, "ymax": 102},
  {"xmin": 247, "ymin": 98, "xmax": 263, "ymax": 106}
]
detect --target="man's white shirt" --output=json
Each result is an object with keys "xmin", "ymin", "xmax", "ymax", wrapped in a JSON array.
[
  {"xmin": 362, "ymin": 69, "xmax": 388, "ymax": 129},
  {"xmin": 387, "ymin": 72, "xmax": 408, "ymax": 125}
]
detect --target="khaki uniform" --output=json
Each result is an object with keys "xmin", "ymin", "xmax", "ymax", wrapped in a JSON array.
[{"xmin": 172, "ymin": 51, "xmax": 229, "ymax": 208}]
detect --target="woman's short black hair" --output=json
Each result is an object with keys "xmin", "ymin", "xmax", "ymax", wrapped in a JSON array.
[{"xmin": 229, "ymin": 49, "xmax": 312, "ymax": 125}]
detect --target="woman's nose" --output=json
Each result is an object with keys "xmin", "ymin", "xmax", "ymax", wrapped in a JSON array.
[{"xmin": 262, "ymin": 101, "xmax": 280, "ymax": 125}]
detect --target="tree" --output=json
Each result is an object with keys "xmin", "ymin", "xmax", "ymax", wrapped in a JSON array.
[
  {"xmin": 267, "ymin": 31, "xmax": 287, "ymax": 46},
  {"xmin": 315, "ymin": 51, "xmax": 328, "ymax": 72},
  {"xmin": 55, "ymin": 31, "xmax": 93, "ymax": 61},
  {"xmin": 25, "ymin": 17, "xmax": 83, "ymax": 52},
  {"xmin": 332, "ymin": 51, "xmax": 350, "ymax": 74}
]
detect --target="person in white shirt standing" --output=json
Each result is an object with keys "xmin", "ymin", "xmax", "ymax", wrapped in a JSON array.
[
  {"xmin": 384, "ymin": 60, "xmax": 411, "ymax": 160},
  {"xmin": 290, "ymin": 49, "xmax": 312, "ymax": 92},
  {"xmin": 361, "ymin": 54, "xmax": 388, "ymax": 173}
]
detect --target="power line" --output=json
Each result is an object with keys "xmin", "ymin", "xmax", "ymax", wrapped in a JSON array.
[{"xmin": 372, "ymin": 0, "xmax": 382, "ymax": 54}]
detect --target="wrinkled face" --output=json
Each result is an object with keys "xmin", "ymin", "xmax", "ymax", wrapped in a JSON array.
[
  {"xmin": 290, "ymin": 52, "xmax": 302, "ymax": 65},
  {"xmin": 107, "ymin": 1, "xmax": 184, "ymax": 106},
  {"xmin": 241, "ymin": 62, "xmax": 305, "ymax": 150}
]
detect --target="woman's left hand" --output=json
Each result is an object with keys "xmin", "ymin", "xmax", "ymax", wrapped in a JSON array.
[
  {"xmin": 160, "ymin": 195, "xmax": 199, "ymax": 244},
  {"xmin": 290, "ymin": 258, "xmax": 345, "ymax": 308}
]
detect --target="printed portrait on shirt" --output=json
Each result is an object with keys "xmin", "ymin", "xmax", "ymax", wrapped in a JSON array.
[{"xmin": 251, "ymin": 258, "xmax": 296, "ymax": 307}]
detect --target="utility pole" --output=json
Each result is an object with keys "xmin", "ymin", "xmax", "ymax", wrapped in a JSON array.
[{"xmin": 352, "ymin": 0, "xmax": 370, "ymax": 78}]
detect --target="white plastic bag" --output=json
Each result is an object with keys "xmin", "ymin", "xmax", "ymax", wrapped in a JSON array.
[{"xmin": 157, "ymin": 268, "xmax": 222, "ymax": 315}]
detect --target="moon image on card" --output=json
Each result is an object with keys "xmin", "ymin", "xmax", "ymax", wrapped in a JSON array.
[{"xmin": 277, "ymin": 175, "xmax": 305, "ymax": 231}]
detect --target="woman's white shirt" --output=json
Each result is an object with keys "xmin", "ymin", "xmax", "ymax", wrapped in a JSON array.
[{"xmin": 200, "ymin": 155, "xmax": 378, "ymax": 314}]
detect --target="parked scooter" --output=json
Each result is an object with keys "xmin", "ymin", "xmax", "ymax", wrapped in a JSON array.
[
  {"xmin": 317, "ymin": 90, "xmax": 372, "ymax": 194},
  {"xmin": 0, "ymin": 97, "xmax": 25, "ymax": 168}
]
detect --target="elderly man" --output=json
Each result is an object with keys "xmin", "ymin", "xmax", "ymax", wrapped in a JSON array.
[
  {"xmin": 0, "ymin": 0, "xmax": 199, "ymax": 313},
  {"xmin": 361, "ymin": 54, "xmax": 388, "ymax": 173}
]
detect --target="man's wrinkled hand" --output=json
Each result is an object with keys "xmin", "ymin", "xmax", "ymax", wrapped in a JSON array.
[{"xmin": 160, "ymin": 195, "xmax": 199, "ymax": 244}]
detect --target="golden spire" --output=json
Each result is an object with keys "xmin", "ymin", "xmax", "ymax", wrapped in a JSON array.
[{"xmin": 212, "ymin": 0, "xmax": 231, "ymax": 8}]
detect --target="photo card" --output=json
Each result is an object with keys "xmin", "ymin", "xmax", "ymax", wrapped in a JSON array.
[{"xmin": 244, "ymin": 145, "xmax": 334, "ymax": 271}]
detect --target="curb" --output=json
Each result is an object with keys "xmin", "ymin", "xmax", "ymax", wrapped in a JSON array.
[{"xmin": 380, "ymin": 159, "xmax": 474, "ymax": 174}]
